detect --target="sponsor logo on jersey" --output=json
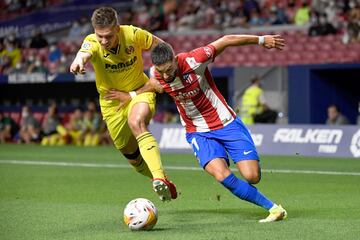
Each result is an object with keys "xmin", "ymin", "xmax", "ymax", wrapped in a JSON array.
[
  {"xmin": 125, "ymin": 46, "xmax": 134, "ymax": 54},
  {"xmin": 103, "ymin": 53, "xmax": 110, "ymax": 58},
  {"xmin": 350, "ymin": 129, "xmax": 360, "ymax": 157},
  {"xmin": 173, "ymin": 88, "xmax": 200, "ymax": 101},
  {"xmin": 104, "ymin": 56, "xmax": 137, "ymax": 71}
]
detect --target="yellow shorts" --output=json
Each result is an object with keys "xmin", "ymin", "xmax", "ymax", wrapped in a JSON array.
[{"xmin": 102, "ymin": 92, "xmax": 156, "ymax": 150}]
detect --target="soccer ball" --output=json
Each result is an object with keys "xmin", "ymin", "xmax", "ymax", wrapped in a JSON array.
[{"xmin": 123, "ymin": 198, "xmax": 158, "ymax": 231}]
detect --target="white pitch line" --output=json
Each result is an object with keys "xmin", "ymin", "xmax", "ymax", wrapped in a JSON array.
[{"xmin": 0, "ymin": 159, "xmax": 360, "ymax": 176}]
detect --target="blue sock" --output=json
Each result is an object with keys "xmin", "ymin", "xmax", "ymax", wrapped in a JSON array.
[{"xmin": 220, "ymin": 173, "xmax": 274, "ymax": 210}]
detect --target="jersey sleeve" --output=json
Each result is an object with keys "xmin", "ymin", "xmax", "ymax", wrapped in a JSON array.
[
  {"xmin": 149, "ymin": 65, "xmax": 162, "ymax": 80},
  {"xmin": 79, "ymin": 35, "xmax": 99, "ymax": 56},
  {"xmin": 149, "ymin": 66, "xmax": 156, "ymax": 78},
  {"xmin": 188, "ymin": 44, "xmax": 216, "ymax": 63},
  {"xmin": 132, "ymin": 26, "xmax": 153, "ymax": 50}
]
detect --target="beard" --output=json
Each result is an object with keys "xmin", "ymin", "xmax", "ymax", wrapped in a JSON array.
[{"xmin": 164, "ymin": 69, "xmax": 177, "ymax": 83}]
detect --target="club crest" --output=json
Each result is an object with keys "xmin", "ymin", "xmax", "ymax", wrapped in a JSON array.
[{"xmin": 125, "ymin": 46, "xmax": 135, "ymax": 54}]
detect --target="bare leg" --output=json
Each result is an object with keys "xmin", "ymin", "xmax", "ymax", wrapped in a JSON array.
[{"xmin": 236, "ymin": 159, "xmax": 261, "ymax": 184}]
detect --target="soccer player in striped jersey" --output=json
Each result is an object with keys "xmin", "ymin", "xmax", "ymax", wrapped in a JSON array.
[
  {"xmin": 69, "ymin": 7, "xmax": 177, "ymax": 201},
  {"xmin": 148, "ymin": 35, "xmax": 287, "ymax": 222}
]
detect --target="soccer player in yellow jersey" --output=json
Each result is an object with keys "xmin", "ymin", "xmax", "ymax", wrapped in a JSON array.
[{"xmin": 70, "ymin": 7, "xmax": 177, "ymax": 201}]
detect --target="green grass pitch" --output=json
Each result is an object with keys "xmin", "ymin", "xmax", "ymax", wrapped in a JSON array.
[{"xmin": 0, "ymin": 144, "xmax": 359, "ymax": 240}]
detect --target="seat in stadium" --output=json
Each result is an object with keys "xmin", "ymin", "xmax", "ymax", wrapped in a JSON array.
[
  {"xmin": 318, "ymin": 42, "xmax": 332, "ymax": 52},
  {"xmin": 304, "ymin": 43, "xmax": 318, "ymax": 52},
  {"xmin": 10, "ymin": 112, "xmax": 21, "ymax": 124},
  {"xmin": 274, "ymin": 53, "xmax": 287, "ymax": 65},
  {"xmin": 33, "ymin": 112, "xmax": 45, "ymax": 124}
]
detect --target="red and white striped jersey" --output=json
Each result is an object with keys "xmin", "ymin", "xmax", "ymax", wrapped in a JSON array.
[{"xmin": 150, "ymin": 44, "xmax": 236, "ymax": 133}]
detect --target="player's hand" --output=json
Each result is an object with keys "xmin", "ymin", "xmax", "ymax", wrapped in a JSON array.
[
  {"xmin": 70, "ymin": 57, "xmax": 86, "ymax": 75},
  {"xmin": 104, "ymin": 89, "xmax": 131, "ymax": 111},
  {"xmin": 262, "ymin": 35, "xmax": 285, "ymax": 50}
]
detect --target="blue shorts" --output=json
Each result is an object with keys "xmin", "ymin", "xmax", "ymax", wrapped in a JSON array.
[{"xmin": 186, "ymin": 117, "xmax": 259, "ymax": 168}]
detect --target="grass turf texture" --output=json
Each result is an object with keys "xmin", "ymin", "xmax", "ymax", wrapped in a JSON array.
[{"xmin": 0, "ymin": 144, "xmax": 359, "ymax": 240}]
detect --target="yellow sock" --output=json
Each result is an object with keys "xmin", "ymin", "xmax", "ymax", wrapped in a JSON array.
[
  {"xmin": 41, "ymin": 137, "xmax": 49, "ymax": 146},
  {"xmin": 84, "ymin": 133, "xmax": 91, "ymax": 146},
  {"xmin": 91, "ymin": 133, "xmax": 100, "ymax": 146},
  {"xmin": 131, "ymin": 155, "xmax": 152, "ymax": 178},
  {"xmin": 136, "ymin": 132, "xmax": 165, "ymax": 179},
  {"xmin": 49, "ymin": 134, "xmax": 59, "ymax": 146},
  {"xmin": 56, "ymin": 125, "xmax": 67, "ymax": 136}
]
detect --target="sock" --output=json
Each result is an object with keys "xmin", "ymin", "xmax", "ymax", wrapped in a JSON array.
[
  {"xmin": 132, "ymin": 155, "xmax": 153, "ymax": 179},
  {"xmin": 84, "ymin": 133, "xmax": 91, "ymax": 146},
  {"xmin": 221, "ymin": 173, "xmax": 274, "ymax": 210},
  {"xmin": 136, "ymin": 131, "xmax": 165, "ymax": 179}
]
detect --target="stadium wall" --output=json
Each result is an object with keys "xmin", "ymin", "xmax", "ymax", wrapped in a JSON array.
[
  {"xmin": 149, "ymin": 123, "xmax": 360, "ymax": 158},
  {"xmin": 1, "ymin": 64, "xmax": 358, "ymax": 124},
  {"xmin": 288, "ymin": 63, "xmax": 360, "ymax": 124}
]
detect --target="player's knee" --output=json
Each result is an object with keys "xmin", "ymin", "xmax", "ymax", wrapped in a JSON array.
[
  {"xmin": 244, "ymin": 172, "xmax": 261, "ymax": 184},
  {"xmin": 128, "ymin": 159, "xmax": 140, "ymax": 166},
  {"xmin": 212, "ymin": 169, "xmax": 232, "ymax": 182},
  {"xmin": 123, "ymin": 148, "xmax": 141, "ymax": 162},
  {"xmin": 128, "ymin": 116, "xmax": 147, "ymax": 134}
]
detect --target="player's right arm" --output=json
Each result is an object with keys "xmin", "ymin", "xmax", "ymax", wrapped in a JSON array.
[
  {"xmin": 148, "ymin": 77, "xmax": 164, "ymax": 93},
  {"xmin": 70, "ymin": 51, "xmax": 92, "ymax": 75},
  {"xmin": 103, "ymin": 67, "xmax": 163, "ymax": 111},
  {"xmin": 210, "ymin": 34, "xmax": 285, "ymax": 57}
]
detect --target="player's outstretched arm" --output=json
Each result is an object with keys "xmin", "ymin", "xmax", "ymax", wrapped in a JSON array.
[
  {"xmin": 70, "ymin": 51, "xmax": 92, "ymax": 75},
  {"xmin": 210, "ymin": 34, "xmax": 285, "ymax": 57}
]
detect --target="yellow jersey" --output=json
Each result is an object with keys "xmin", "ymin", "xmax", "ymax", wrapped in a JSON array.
[
  {"xmin": 240, "ymin": 85, "xmax": 263, "ymax": 125},
  {"xmin": 79, "ymin": 25, "xmax": 153, "ymax": 109}
]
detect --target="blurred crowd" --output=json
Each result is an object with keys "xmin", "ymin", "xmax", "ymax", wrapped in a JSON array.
[
  {"xmin": 0, "ymin": 101, "xmax": 111, "ymax": 145},
  {"xmin": 1, "ymin": 0, "xmax": 360, "ymax": 138},
  {"xmin": 1, "ymin": 0, "xmax": 360, "ymax": 75},
  {"xmin": 0, "ymin": 0, "xmax": 64, "ymax": 21},
  {"xmin": 127, "ymin": 0, "xmax": 360, "ymax": 40},
  {"xmin": 0, "ymin": 29, "xmax": 75, "ymax": 75},
  {"xmin": 0, "ymin": 101, "xmax": 180, "ymax": 145}
]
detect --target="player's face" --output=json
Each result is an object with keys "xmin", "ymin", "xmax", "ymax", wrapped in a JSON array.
[
  {"xmin": 94, "ymin": 25, "xmax": 119, "ymax": 50},
  {"xmin": 155, "ymin": 60, "xmax": 177, "ymax": 83}
]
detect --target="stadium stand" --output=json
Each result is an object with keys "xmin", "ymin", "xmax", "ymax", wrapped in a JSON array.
[{"xmin": 0, "ymin": 0, "xmax": 359, "ymax": 144}]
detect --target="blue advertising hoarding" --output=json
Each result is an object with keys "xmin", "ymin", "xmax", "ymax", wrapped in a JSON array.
[{"xmin": 149, "ymin": 123, "xmax": 360, "ymax": 158}]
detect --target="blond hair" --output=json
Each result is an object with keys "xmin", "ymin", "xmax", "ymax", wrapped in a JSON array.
[{"xmin": 91, "ymin": 7, "xmax": 118, "ymax": 28}]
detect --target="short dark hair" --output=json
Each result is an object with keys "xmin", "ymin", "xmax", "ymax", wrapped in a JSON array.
[
  {"xmin": 151, "ymin": 42, "xmax": 174, "ymax": 65},
  {"xmin": 328, "ymin": 104, "xmax": 340, "ymax": 112},
  {"xmin": 251, "ymin": 75, "xmax": 261, "ymax": 84},
  {"xmin": 91, "ymin": 7, "xmax": 118, "ymax": 28}
]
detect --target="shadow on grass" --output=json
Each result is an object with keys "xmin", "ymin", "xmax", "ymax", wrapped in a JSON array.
[
  {"xmin": 168, "ymin": 208, "xmax": 259, "ymax": 215},
  {"xmin": 52, "ymin": 219, "xmax": 172, "ymax": 238}
]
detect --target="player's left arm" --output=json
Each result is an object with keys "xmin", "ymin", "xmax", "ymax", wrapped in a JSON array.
[{"xmin": 210, "ymin": 34, "xmax": 285, "ymax": 57}]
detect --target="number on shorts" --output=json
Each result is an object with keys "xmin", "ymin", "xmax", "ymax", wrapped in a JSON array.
[{"xmin": 191, "ymin": 137, "xmax": 200, "ymax": 152}]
